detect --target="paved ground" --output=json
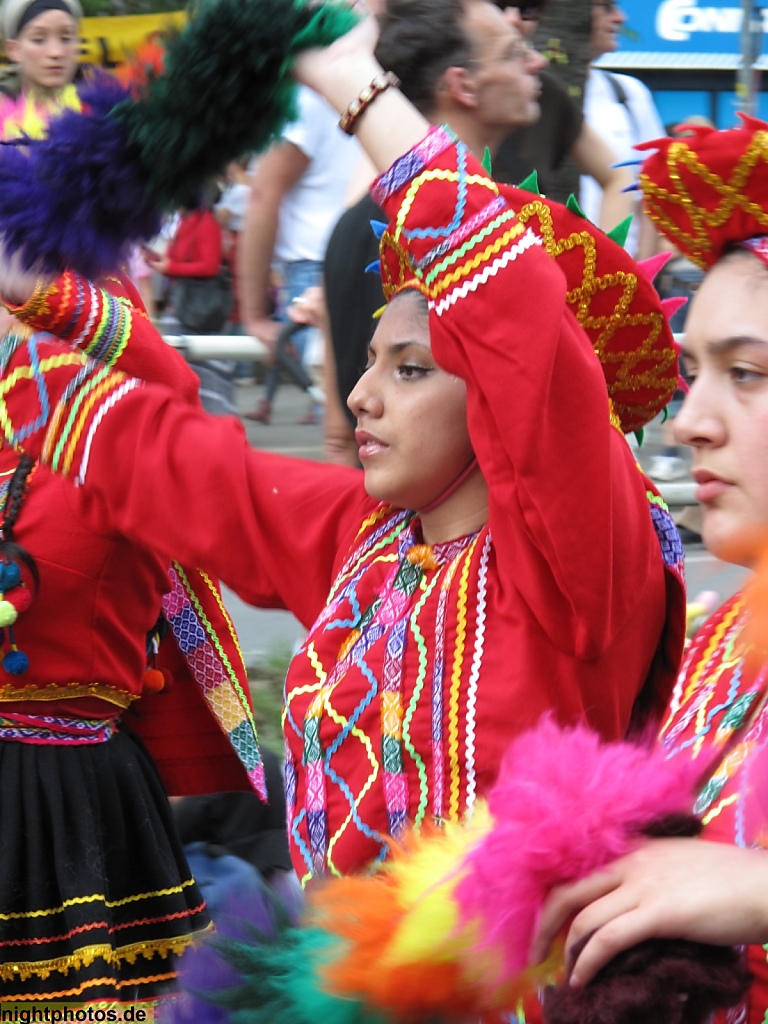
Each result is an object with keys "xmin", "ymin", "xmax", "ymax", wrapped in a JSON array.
[
  {"xmin": 222, "ymin": 379, "xmax": 329, "ymax": 663},
  {"xmin": 222, "ymin": 379, "xmax": 748, "ymax": 663}
]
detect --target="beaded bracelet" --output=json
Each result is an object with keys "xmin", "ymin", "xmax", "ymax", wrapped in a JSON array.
[{"xmin": 338, "ymin": 71, "xmax": 400, "ymax": 136}]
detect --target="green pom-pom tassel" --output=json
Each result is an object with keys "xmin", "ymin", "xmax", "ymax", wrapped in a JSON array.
[
  {"xmin": 482, "ymin": 146, "xmax": 493, "ymax": 175},
  {"xmin": 213, "ymin": 928, "xmax": 386, "ymax": 1024},
  {"xmin": 565, "ymin": 193, "xmax": 588, "ymax": 219},
  {"xmin": 606, "ymin": 215, "xmax": 633, "ymax": 248},
  {"xmin": 289, "ymin": 2, "xmax": 360, "ymax": 54},
  {"xmin": 516, "ymin": 169, "xmax": 541, "ymax": 195},
  {"xmin": 114, "ymin": 0, "xmax": 360, "ymax": 211},
  {"xmin": 633, "ymin": 427, "xmax": 645, "ymax": 447},
  {"xmin": 0, "ymin": 600, "xmax": 18, "ymax": 628}
]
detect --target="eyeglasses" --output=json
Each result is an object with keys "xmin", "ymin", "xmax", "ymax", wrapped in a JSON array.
[
  {"xmin": 466, "ymin": 40, "xmax": 536, "ymax": 66},
  {"xmin": 490, "ymin": 2, "xmax": 542, "ymax": 20}
]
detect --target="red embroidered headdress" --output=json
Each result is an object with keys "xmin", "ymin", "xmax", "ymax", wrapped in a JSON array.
[
  {"xmin": 373, "ymin": 128, "xmax": 682, "ymax": 436},
  {"xmin": 636, "ymin": 114, "xmax": 768, "ymax": 269}
]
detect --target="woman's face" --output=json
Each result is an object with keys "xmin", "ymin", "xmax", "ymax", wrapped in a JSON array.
[
  {"xmin": 675, "ymin": 253, "xmax": 768, "ymax": 567},
  {"xmin": 347, "ymin": 292, "xmax": 474, "ymax": 512},
  {"xmin": 7, "ymin": 10, "xmax": 79, "ymax": 93}
]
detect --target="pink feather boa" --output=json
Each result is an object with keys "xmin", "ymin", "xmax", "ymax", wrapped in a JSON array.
[{"xmin": 456, "ymin": 716, "xmax": 701, "ymax": 976}]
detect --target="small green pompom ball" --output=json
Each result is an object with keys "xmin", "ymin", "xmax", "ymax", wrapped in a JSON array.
[{"xmin": 0, "ymin": 600, "xmax": 18, "ymax": 628}]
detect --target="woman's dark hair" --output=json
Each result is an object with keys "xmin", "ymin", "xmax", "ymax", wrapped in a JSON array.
[
  {"xmin": 1, "ymin": 454, "xmax": 39, "ymax": 593},
  {"xmin": 719, "ymin": 242, "xmax": 768, "ymax": 273},
  {"xmin": 391, "ymin": 288, "xmax": 430, "ymax": 319}
]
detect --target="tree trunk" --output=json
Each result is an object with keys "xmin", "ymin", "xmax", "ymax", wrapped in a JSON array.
[{"xmin": 535, "ymin": 0, "xmax": 593, "ymax": 202}]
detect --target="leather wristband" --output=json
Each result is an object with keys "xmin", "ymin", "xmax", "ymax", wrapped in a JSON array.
[{"xmin": 338, "ymin": 71, "xmax": 400, "ymax": 136}]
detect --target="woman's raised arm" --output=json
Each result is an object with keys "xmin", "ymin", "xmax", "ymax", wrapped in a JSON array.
[{"xmin": 293, "ymin": 15, "xmax": 428, "ymax": 172}]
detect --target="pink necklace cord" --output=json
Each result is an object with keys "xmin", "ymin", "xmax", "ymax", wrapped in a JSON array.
[{"xmin": 418, "ymin": 456, "xmax": 479, "ymax": 514}]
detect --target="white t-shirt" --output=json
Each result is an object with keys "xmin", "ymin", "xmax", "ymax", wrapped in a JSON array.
[
  {"xmin": 275, "ymin": 86, "xmax": 359, "ymax": 264},
  {"xmin": 215, "ymin": 182, "xmax": 250, "ymax": 233},
  {"xmin": 580, "ymin": 68, "xmax": 666, "ymax": 257}
]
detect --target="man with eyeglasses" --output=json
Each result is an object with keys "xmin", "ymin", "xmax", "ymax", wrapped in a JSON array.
[
  {"xmin": 581, "ymin": 0, "xmax": 666, "ymax": 258},
  {"xmin": 491, "ymin": 0, "xmax": 634, "ymax": 235},
  {"xmin": 321, "ymin": 0, "xmax": 550, "ymax": 466}
]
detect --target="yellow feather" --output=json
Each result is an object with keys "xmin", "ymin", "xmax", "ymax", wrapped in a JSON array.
[{"xmin": 384, "ymin": 803, "xmax": 492, "ymax": 965}]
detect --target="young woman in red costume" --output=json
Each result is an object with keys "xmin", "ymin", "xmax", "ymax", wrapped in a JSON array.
[
  {"xmin": 0, "ymin": 5, "xmax": 687, "ymax": 897},
  {"xmin": 0, "ymin": 268, "xmax": 266, "ymax": 1005},
  {"xmin": 0, "ymin": 7, "xmax": 263, "ymax": 1007},
  {"xmin": 531, "ymin": 119, "xmax": 768, "ymax": 1023}
]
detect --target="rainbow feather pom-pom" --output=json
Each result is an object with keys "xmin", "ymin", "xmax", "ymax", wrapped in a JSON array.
[{"xmin": 194, "ymin": 719, "xmax": 714, "ymax": 1023}]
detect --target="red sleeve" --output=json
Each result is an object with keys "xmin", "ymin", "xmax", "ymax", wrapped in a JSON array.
[
  {"xmin": 5, "ymin": 269, "xmax": 201, "ymax": 404},
  {"xmin": 166, "ymin": 211, "xmax": 223, "ymax": 278},
  {"xmin": 0, "ymin": 335, "xmax": 370, "ymax": 627},
  {"xmin": 372, "ymin": 128, "xmax": 666, "ymax": 659}
]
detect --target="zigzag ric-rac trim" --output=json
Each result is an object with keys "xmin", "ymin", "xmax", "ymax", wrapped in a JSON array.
[{"xmin": 429, "ymin": 227, "xmax": 542, "ymax": 315}]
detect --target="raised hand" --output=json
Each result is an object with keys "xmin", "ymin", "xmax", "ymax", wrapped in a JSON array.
[
  {"xmin": 292, "ymin": 12, "xmax": 428, "ymax": 174},
  {"xmin": 0, "ymin": 240, "xmax": 51, "ymax": 307}
]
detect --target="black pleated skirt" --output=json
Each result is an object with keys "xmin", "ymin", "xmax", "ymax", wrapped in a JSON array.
[{"xmin": 0, "ymin": 724, "xmax": 210, "ymax": 1003}]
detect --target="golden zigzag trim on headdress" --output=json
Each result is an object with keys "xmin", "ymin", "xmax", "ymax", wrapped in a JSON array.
[
  {"xmin": 638, "ymin": 116, "xmax": 768, "ymax": 269},
  {"xmin": 514, "ymin": 198, "xmax": 678, "ymax": 431}
]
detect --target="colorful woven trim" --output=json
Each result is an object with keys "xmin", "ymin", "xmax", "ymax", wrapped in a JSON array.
[
  {"xmin": 163, "ymin": 563, "xmax": 266, "ymax": 800},
  {"xmin": 0, "ymin": 712, "xmax": 115, "ymax": 745},
  {"xmin": 372, "ymin": 127, "xmax": 531, "ymax": 306},
  {"xmin": 25, "ymin": 270, "xmax": 156, "ymax": 369},
  {"xmin": 372, "ymin": 125, "xmax": 455, "ymax": 206},
  {"xmin": 45, "ymin": 272, "xmax": 133, "ymax": 365},
  {"xmin": 0, "ymin": 331, "xmax": 139, "ymax": 471},
  {"xmin": 286, "ymin": 508, "xmax": 483, "ymax": 882},
  {"xmin": 0, "ymin": 336, "xmax": 264, "ymax": 795},
  {"xmin": 371, "ymin": 126, "xmax": 680, "ymax": 434},
  {"xmin": 637, "ymin": 114, "xmax": 768, "ymax": 269},
  {"xmin": 660, "ymin": 592, "xmax": 768, "ymax": 855},
  {"xmin": 646, "ymin": 487, "xmax": 685, "ymax": 588}
]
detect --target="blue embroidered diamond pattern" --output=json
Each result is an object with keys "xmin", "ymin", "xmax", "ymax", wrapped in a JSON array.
[
  {"xmin": 0, "ymin": 334, "xmax": 51, "ymax": 446},
  {"xmin": 405, "ymin": 143, "xmax": 469, "ymax": 241},
  {"xmin": 170, "ymin": 603, "xmax": 207, "ymax": 655},
  {"xmin": 649, "ymin": 503, "xmax": 685, "ymax": 570}
]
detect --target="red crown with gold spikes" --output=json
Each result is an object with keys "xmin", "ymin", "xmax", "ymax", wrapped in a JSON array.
[{"xmin": 636, "ymin": 114, "xmax": 768, "ymax": 269}]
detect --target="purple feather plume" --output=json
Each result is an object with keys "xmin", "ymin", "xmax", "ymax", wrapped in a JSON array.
[
  {"xmin": 0, "ymin": 73, "xmax": 160, "ymax": 277},
  {"xmin": 0, "ymin": 0, "xmax": 358, "ymax": 280}
]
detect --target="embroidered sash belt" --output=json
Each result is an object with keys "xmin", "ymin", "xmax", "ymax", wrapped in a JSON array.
[{"xmin": 0, "ymin": 711, "xmax": 115, "ymax": 744}]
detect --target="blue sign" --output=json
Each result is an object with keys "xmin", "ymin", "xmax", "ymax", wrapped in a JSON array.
[{"xmin": 598, "ymin": 1, "xmax": 766, "ymax": 67}]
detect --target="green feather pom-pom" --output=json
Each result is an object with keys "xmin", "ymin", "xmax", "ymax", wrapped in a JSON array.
[
  {"xmin": 210, "ymin": 927, "xmax": 387, "ymax": 1024},
  {"xmin": 113, "ymin": 0, "xmax": 359, "ymax": 211},
  {"xmin": 290, "ymin": 2, "xmax": 360, "ymax": 56}
]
